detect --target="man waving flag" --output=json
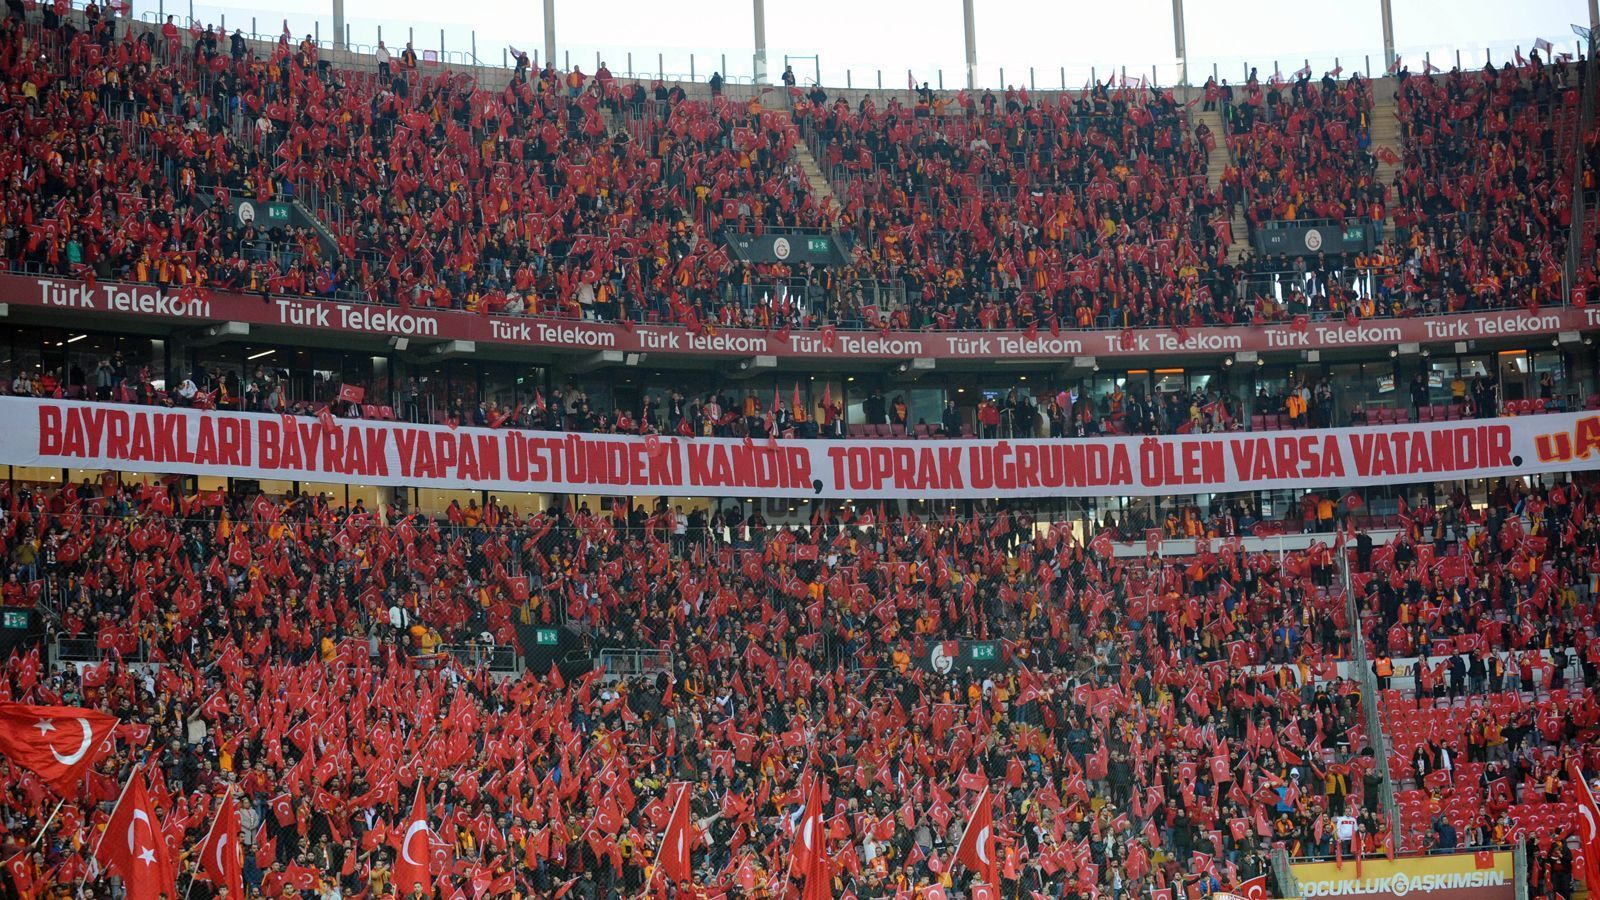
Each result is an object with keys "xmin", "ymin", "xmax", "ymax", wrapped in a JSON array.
[
  {"xmin": 655, "ymin": 782, "xmax": 695, "ymax": 888},
  {"xmin": 393, "ymin": 782, "xmax": 432, "ymax": 893},
  {"xmin": 197, "ymin": 788, "xmax": 244, "ymax": 899},
  {"xmin": 790, "ymin": 775, "xmax": 830, "ymax": 899},
  {"xmin": 955, "ymin": 785, "xmax": 998, "ymax": 887},
  {"xmin": 1568, "ymin": 761, "xmax": 1600, "ymax": 897},
  {"xmin": 93, "ymin": 765, "xmax": 175, "ymax": 900},
  {"xmin": 0, "ymin": 702, "xmax": 119, "ymax": 796}
]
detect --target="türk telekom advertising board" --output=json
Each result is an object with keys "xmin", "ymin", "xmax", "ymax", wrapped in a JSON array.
[
  {"xmin": 1291, "ymin": 850, "xmax": 1514, "ymax": 900},
  {"xmin": 8, "ymin": 273, "xmax": 1597, "ymax": 363}
]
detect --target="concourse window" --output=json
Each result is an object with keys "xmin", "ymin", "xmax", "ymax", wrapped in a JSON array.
[{"xmin": 1497, "ymin": 351, "xmax": 1528, "ymax": 402}]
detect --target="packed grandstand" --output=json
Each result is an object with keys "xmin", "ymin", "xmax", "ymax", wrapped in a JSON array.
[{"xmin": 1, "ymin": 2, "xmax": 1600, "ymax": 900}]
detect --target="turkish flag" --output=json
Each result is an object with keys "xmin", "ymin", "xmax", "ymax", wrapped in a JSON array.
[
  {"xmin": 654, "ymin": 782, "xmax": 695, "ymax": 887},
  {"xmin": 269, "ymin": 792, "xmax": 295, "ymax": 826},
  {"xmin": 93, "ymin": 766, "xmax": 176, "ymax": 900},
  {"xmin": 198, "ymin": 790, "xmax": 244, "ymax": 899},
  {"xmin": 393, "ymin": 784, "xmax": 432, "ymax": 893},
  {"xmin": 0, "ymin": 702, "xmax": 120, "ymax": 797},
  {"xmin": 201, "ymin": 691, "xmax": 230, "ymax": 720},
  {"xmin": 1567, "ymin": 762, "xmax": 1600, "ymax": 896},
  {"xmin": 791, "ymin": 778, "xmax": 830, "ymax": 900},
  {"xmin": 337, "ymin": 383, "xmax": 366, "ymax": 404},
  {"xmin": 1240, "ymin": 874, "xmax": 1270, "ymax": 900},
  {"xmin": 3, "ymin": 853, "xmax": 34, "ymax": 897},
  {"xmin": 1089, "ymin": 530, "xmax": 1114, "ymax": 558},
  {"xmin": 593, "ymin": 796, "xmax": 623, "ymax": 835},
  {"xmin": 954, "ymin": 786, "xmax": 997, "ymax": 886}
]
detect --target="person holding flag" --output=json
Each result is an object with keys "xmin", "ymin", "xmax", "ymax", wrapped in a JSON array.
[
  {"xmin": 652, "ymin": 782, "xmax": 696, "ymax": 893},
  {"xmin": 196, "ymin": 786, "xmax": 244, "ymax": 899},
  {"xmin": 1567, "ymin": 761, "xmax": 1600, "ymax": 897},
  {"xmin": 393, "ymin": 781, "xmax": 432, "ymax": 894},
  {"xmin": 790, "ymin": 775, "xmax": 830, "ymax": 899},
  {"xmin": 955, "ymin": 786, "xmax": 998, "ymax": 893},
  {"xmin": 92, "ymin": 763, "xmax": 176, "ymax": 900}
]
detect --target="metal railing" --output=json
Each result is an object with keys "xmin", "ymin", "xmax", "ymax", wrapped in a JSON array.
[
  {"xmin": 440, "ymin": 642, "xmax": 521, "ymax": 674},
  {"xmin": 38, "ymin": 0, "xmax": 1600, "ymax": 97},
  {"xmin": 595, "ymin": 648, "xmax": 673, "ymax": 682},
  {"xmin": 54, "ymin": 635, "xmax": 148, "ymax": 664}
]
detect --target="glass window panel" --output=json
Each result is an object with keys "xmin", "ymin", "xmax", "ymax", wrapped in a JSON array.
[
  {"xmin": 1498, "ymin": 351, "xmax": 1529, "ymax": 401},
  {"xmin": 487, "ymin": 493, "xmax": 549, "ymax": 518},
  {"xmin": 9, "ymin": 466, "xmax": 63, "ymax": 485},
  {"xmin": 906, "ymin": 388, "xmax": 943, "ymax": 431},
  {"xmin": 1531, "ymin": 352, "xmax": 1565, "ymax": 406},
  {"xmin": 416, "ymin": 488, "xmax": 483, "ymax": 515}
]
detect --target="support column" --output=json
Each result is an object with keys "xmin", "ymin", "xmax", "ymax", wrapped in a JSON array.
[
  {"xmin": 1379, "ymin": 0, "xmax": 1395, "ymax": 73},
  {"xmin": 332, "ymin": 0, "xmax": 345, "ymax": 49},
  {"xmin": 1171, "ymin": 0, "xmax": 1187, "ymax": 86},
  {"xmin": 543, "ymin": 0, "xmax": 556, "ymax": 72},
  {"xmin": 753, "ymin": 0, "xmax": 768, "ymax": 84},
  {"xmin": 962, "ymin": 0, "xmax": 977, "ymax": 90}
]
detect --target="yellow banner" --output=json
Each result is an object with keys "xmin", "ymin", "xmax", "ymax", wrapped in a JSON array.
[{"xmin": 1290, "ymin": 851, "xmax": 1513, "ymax": 899}]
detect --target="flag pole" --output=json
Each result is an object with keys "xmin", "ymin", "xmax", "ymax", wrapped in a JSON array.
[
  {"xmin": 81, "ymin": 760, "xmax": 141, "ymax": 898},
  {"xmin": 28, "ymin": 797, "xmax": 65, "ymax": 849},
  {"xmin": 648, "ymin": 781, "xmax": 689, "ymax": 894},
  {"xmin": 184, "ymin": 782, "xmax": 234, "ymax": 900}
]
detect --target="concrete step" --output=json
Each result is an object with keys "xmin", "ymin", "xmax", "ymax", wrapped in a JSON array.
[
  {"xmin": 788, "ymin": 134, "xmax": 853, "ymax": 260},
  {"xmin": 1188, "ymin": 106, "xmax": 1248, "ymax": 261},
  {"xmin": 791, "ymin": 137, "xmax": 839, "ymax": 212},
  {"xmin": 1191, "ymin": 106, "xmax": 1232, "ymax": 193},
  {"xmin": 1368, "ymin": 92, "xmax": 1403, "ymax": 220}
]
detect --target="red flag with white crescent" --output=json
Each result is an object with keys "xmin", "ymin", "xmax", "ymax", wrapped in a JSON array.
[
  {"xmin": 0, "ymin": 702, "xmax": 120, "ymax": 797},
  {"xmin": 392, "ymin": 782, "xmax": 431, "ymax": 892},
  {"xmin": 791, "ymin": 776, "xmax": 830, "ymax": 899},
  {"xmin": 1567, "ymin": 762, "xmax": 1600, "ymax": 897},
  {"xmin": 655, "ymin": 782, "xmax": 695, "ymax": 886},
  {"xmin": 197, "ymin": 789, "xmax": 244, "ymax": 899},
  {"xmin": 954, "ymin": 786, "xmax": 997, "ymax": 886}
]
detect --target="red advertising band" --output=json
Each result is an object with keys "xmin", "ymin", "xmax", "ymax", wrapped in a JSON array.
[
  {"xmin": 15, "ymin": 274, "xmax": 1596, "ymax": 362},
  {"xmin": 10, "ymin": 397, "xmax": 1600, "ymax": 499}
]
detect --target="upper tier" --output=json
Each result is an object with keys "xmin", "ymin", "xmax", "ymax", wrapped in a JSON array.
[{"xmin": 4, "ymin": 9, "xmax": 1595, "ymax": 364}]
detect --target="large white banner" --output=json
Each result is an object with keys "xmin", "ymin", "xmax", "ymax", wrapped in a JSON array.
[{"xmin": 6, "ymin": 397, "xmax": 1597, "ymax": 498}]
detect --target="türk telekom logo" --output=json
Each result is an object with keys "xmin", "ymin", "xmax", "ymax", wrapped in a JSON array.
[{"xmin": 35, "ymin": 279, "xmax": 211, "ymax": 319}]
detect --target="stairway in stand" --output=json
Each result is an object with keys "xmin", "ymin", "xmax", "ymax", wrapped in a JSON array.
[
  {"xmin": 1193, "ymin": 105, "xmax": 1249, "ymax": 264},
  {"xmin": 1369, "ymin": 89, "xmax": 1403, "ymax": 240}
]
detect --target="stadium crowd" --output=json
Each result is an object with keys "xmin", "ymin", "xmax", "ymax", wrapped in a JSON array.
[
  {"xmin": 0, "ymin": 463, "xmax": 1594, "ymax": 897},
  {"xmin": 0, "ymin": 4, "xmax": 1599, "ymax": 900},
  {"xmin": 1390, "ymin": 57, "xmax": 1582, "ymax": 314}
]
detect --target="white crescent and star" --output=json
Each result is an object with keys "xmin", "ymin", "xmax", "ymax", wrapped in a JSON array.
[
  {"xmin": 48, "ymin": 718, "xmax": 94, "ymax": 766},
  {"xmin": 400, "ymin": 821, "xmax": 428, "ymax": 865},
  {"xmin": 975, "ymin": 825, "xmax": 992, "ymax": 865},
  {"xmin": 127, "ymin": 808, "xmax": 156, "ymax": 864}
]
